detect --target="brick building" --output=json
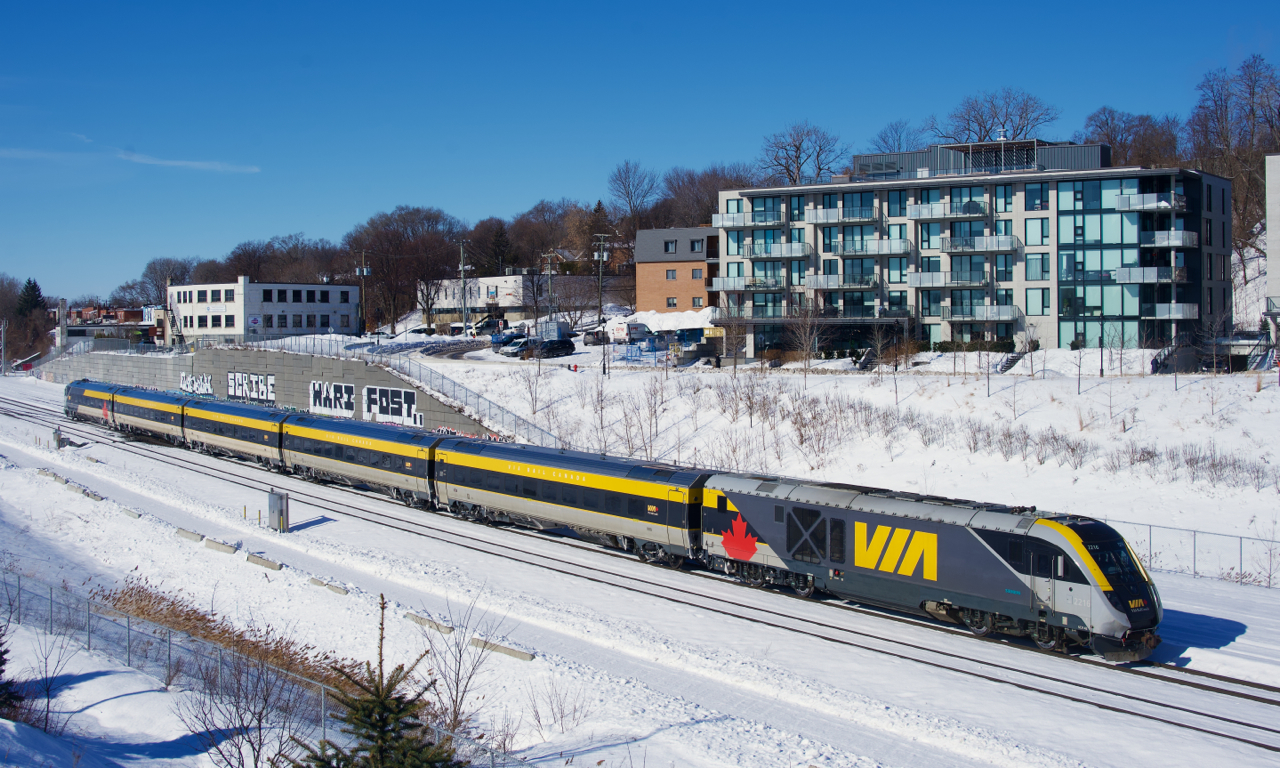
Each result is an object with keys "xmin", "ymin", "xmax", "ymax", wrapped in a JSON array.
[{"xmin": 635, "ymin": 227, "xmax": 716, "ymax": 313}]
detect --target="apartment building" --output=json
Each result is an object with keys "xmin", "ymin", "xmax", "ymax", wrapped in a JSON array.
[
  {"xmin": 635, "ymin": 228, "xmax": 717, "ymax": 312},
  {"xmin": 711, "ymin": 139, "xmax": 1233, "ymax": 357},
  {"xmin": 165, "ymin": 276, "xmax": 360, "ymax": 343}
]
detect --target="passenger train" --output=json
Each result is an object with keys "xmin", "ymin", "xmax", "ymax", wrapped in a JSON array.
[{"xmin": 66, "ymin": 379, "xmax": 1162, "ymax": 661}]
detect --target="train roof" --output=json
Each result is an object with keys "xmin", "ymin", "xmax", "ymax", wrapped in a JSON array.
[
  {"xmin": 287, "ymin": 414, "xmax": 440, "ymax": 445},
  {"xmin": 706, "ymin": 472, "xmax": 1055, "ymax": 534},
  {"xmin": 438, "ymin": 438, "xmax": 710, "ymax": 487},
  {"xmin": 112, "ymin": 387, "xmax": 189, "ymax": 406},
  {"xmin": 186, "ymin": 398, "xmax": 292, "ymax": 423},
  {"xmin": 69, "ymin": 379, "xmax": 124, "ymax": 394}
]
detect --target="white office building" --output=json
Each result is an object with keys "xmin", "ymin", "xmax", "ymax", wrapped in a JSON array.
[{"xmin": 165, "ymin": 275, "xmax": 360, "ymax": 343}]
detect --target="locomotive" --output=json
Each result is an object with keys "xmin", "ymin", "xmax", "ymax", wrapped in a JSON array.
[{"xmin": 66, "ymin": 379, "xmax": 1161, "ymax": 661}]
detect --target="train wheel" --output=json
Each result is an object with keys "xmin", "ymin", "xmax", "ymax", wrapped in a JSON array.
[
  {"xmin": 962, "ymin": 611, "xmax": 993, "ymax": 637},
  {"xmin": 793, "ymin": 576, "xmax": 816, "ymax": 599},
  {"xmin": 1034, "ymin": 627, "xmax": 1063, "ymax": 651},
  {"xmin": 662, "ymin": 554, "xmax": 685, "ymax": 570},
  {"xmin": 744, "ymin": 564, "xmax": 766, "ymax": 588}
]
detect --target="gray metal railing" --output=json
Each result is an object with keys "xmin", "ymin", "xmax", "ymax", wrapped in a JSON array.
[
  {"xmin": 0, "ymin": 572, "xmax": 530, "ymax": 765},
  {"xmin": 1105, "ymin": 521, "xmax": 1280, "ymax": 588}
]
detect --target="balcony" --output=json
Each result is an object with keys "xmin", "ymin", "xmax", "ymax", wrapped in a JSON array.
[
  {"xmin": 1267, "ymin": 297, "xmax": 1280, "ymax": 315},
  {"xmin": 1140, "ymin": 303, "xmax": 1200, "ymax": 320},
  {"xmin": 1115, "ymin": 267, "xmax": 1189, "ymax": 283},
  {"xmin": 749, "ymin": 210, "xmax": 785, "ymax": 226},
  {"xmin": 709, "ymin": 277, "xmax": 788, "ymax": 291},
  {"xmin": 907, "ymin": 201, "xmax": 988, "ymax": 219},
  {"xmin": 803, "ymin": 206, "xmax": 876, "ymax": 224},
  {"xmin": 942, "ymin": 305, "xmax": 1023, "ymax": 322},
  {"xmin": 829, "ymin": 238, "xmax": 912, "ymax": 256},
  {"xmin": 805, "ymin": 274, "xmax": 879, "ymax": 290},
  {"xmin": 1139, "ymin": 230, "xmax": 1199, "ymax": 248},
  {"xmin": 940, "ymin": 235, "xmax": 1020, "ymax": 253},
  {"xmin": 711, "ymin": 212, "xmax": 746, "ymax": 228},
  {"xmin": 745, "ymin": 242, "xmax": 812, "ymax": 258},
  {"xmin": 1115, "ymin": 193, "xmax": 1187, "ymax": 213},
  {"xmin": 907, "ymin": 271, "xmax": 990, "ymax": 288},
  {"xmin": 709, "ymin": 305, "xmax": 913, "ymax": 323}
]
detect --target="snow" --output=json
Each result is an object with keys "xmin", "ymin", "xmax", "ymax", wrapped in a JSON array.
[
  {"xmin": 606, "ymin": 308, "xmax": 717, "ymax": 333},
  {"xmin": 2, "ymin": 372, "xmax": 1280, "ymax": 767}
]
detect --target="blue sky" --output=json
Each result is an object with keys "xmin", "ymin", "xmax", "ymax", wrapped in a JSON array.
[{"xmin": 1, "ymin": 1, "xmax": 1275, "ymax": 299}]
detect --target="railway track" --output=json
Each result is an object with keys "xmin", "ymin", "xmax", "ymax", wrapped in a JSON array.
[{"xmin": 3, "ymin": 391, "xmax": 1280, "ymax": 753}]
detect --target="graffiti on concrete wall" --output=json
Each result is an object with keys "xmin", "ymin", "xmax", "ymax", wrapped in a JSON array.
[
  {"xmin": 227, "ymin": 372, "xmax": 276, "ymax": 403},
  {"xmin": 310, "ymin": 381, "xmax": 356, "ymax": 418},
  {"xmin": 363, "ymin": 386, "xmax": 422, "ymax": 427},
  {"xmin": 180, "ymin": 373, "xmax": 214, "ymax": 396}
]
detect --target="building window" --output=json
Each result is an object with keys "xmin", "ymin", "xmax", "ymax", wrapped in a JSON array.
[
  {"xmin": 1206, "ymin": 184, "xmax": 1212, "ymax": 212},
  {"xmin": 225, "ymin": 314, "xmax": 235, "ymax": 328},
  {"xmin": 1025, "ymin": 183, "xmax": 1049, "ymax": 211},
  {"xmin": 293, "ymin": 289, "xmax": 303, "ymax": 302},
  {"xmin": 306, "ymin": 314, "xmax": 316, "ymax": 328},
  {"xmin": 996, "ymin": 289, "xmax": 1012, "ymax": 306},
  {"xmin": 690, "ymin": 240, "xmax": 704, "ymax": 253},
  {"xmin": 210, "ymin": 290, "xmax": 222, "ymax": 302},
  {"xmin": 1025, "ymin": 218, "xmax": 1050, "ymax": 246},
  {"xmin": 197, "ymin": 316, "xmax": 208, "ymax": 328},
  {"xmin": 211, "ymin": 315, "xmax": 222, "ymax": 328},
  {"xmin": 666, "ymin": 269, "xmax": 677, "ymax": 280},
  {"xmin": 692, "ymin": 297, "xmax": 703, "ymax": 308},
  {"xmin": 319, "ymin": 315, "xmax": 329, "ymax": 328},
  {"xmin": 790, "ymin": 195, "xmax": 804, "ymax": 222},
  {"xmin": 692, "ymin": 269, "xmax": 703, "ymax": 279},
  {"xmin": 666, "ymin": 297, "xmax": 677, "ymax": 308},
  {"xmin": 885, "ymin": 190, "xmax": 907, "ymax": 217},
  {"xmin": 274, "ymin": 289, "xmax": 285, "ymax": 302},
  {"xmin": 319, "ymin": 290, "xmax": 330, "ymax": 303},
  {"xmin": 227, "ymin": 289, "xmax": 235, "ymax": 302},
  {"xmin": 340, "ymin": 290, "xmax": 350, "ymax": 303},
  {"xmin": 919, "ymin": 223, "xmax": 942, "ymax": 250},
  {"xmin": 726, "ymin": 231, "xmax": 743, "ymax": 256},
  {"xmin": 197, "ymin": 290, "xmax": 207, "ymax": 303},
  {"xmin": 726, "ymin": 261, "xmax": 743, "ymax": 278},
  {"xmin": 1026, "ymin": 288, "xmax": 1050, "ymax": 316},
  {"xmin": 887, "ymin": 257, "xmax": 907, "ymax": 283},
  {"xmin": 263, "ymin": 289, "xmax": 272, "ymax": 303},
  {"xmin": 1026, "ymin": 254, "xmax": 1050, "ymax": 281},
  {"xmin": 994, "ymin": 185, "xmax": 1013, "ymax": 213},
  {"xmin": 306, "ymin": 289, "xmax": 316, "ymax": 303},
  {"xmin": 1204, "ymin": 218, "xmax": 1212, "ymax": 246},
  {"xmin": 340, "ymin": 314, "xmax": 350, "ymax": 328},
  {"xmin": 921, "ymin": 290, "xmax": 941, "ymax": 317},
  {"xmin": 264, "ymin": 314, "xmax": 274, "ymax": 328},
  {"xmin": 995, "ymin": 254, "xmax": 1013, "ymax": 282},
  {"xmin": 292, "ymin": 314, "xmax": 302, "ymax": 328},
  {"xmin": 664, "ymin": 240, "xmax": 677, "ymax": 254}
]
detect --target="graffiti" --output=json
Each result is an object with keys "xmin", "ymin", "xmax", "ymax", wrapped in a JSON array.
[
  {"xmin": 227, "ymin": 372, "xmax": 276, "ymax": 403},
  {"xmin": 432, "ymin": 426, "xmax": 510, "ymax": 442},
  {"xmin": 310, "ymin": 381, "xmax": 356, "ymax": 418},
  {"xmin": 180, "ymin": 373, "xmax": 214, "ymax": 396},
  {"xmin": 363, "ymin": 386, "xmax": 422, "ymax": 427}
]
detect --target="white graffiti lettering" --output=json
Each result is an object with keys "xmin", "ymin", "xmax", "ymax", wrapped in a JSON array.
[
  {"xmin": 362, "ymin": 386, "xmax": 422, "ymax": 427},
  {"xmin": 179, "ymin": 373, "xmax": 214, "ymax": 396},
  {"xmin": 310, "ymin": 381, "xmax": 356, "ymax": 418},
  {"xmin": 227, "ymin": 372, "xmax": 276, "ymax": 403}
]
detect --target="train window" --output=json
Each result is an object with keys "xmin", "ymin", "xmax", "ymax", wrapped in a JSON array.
[
  {"xmin": 470, "ymin": 468, "xmax": 484, "ymax": 486},
  {"xmin": 774, "ymin": 505, "xmax": 784, "ymax": 523},
  {"xmin": 830, "ymin": 519, "xmax": 846, "ymax": 563},
  {"xmin": 627, "ymin": 498, "xmax": 641, "ymax": 517},
  {"xmin": 583, "ymin": 489, "xmax": 599, "ymax": 509},
  {"xmin": 1008, "ymin": 540, "xmax": 1024, "ymax": 566},
  {"xmin": 541, "ymin": 481, "xmax": 558, "ymax": 501},
  {"xmin": 787, "ymin": 514, "xmax": 802, "ymax": 551},
  {"xmin": 382, "ymin": 455, "xmax": 392, "ymax": 469},
  {"xmin": 604, "ymin": 494, "xmax": 620, "ymax": 514},
  {"xmin": 561, "ymin": 485, "xmax": 577, "ymax": 505},
  {"xmin": 1033, "ymin": 553, "xmax": 1054, "ymax": 577},
  {"xmin": 486, "ymin": 474, "xmax": 500, "ymax": 491},
  {"xmin": 359, "ymin": 450, "xmax": 369, "ymax": 463},
  {"xmin": 345, "ymin": 448, "xmax": 356, "ymax": 462},
  {"xmin": 717, "ymin": 495, "xmax": 726, "ymax": 515},
  {"xmin": 523, "ymin": 479, "xmax": 538, "ymax": 499},
  {"xmin": 794, "ymin": 507, "xmax": 821, "ymax": 530},
  {"xmin": 504, "ymin": 476, "xmax": 519, "ymax": 494}
]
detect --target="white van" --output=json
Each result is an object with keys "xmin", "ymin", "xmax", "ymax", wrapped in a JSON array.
[{"xmin": 610, "ymin": 323, "xmax": 654, "ymax": 343}]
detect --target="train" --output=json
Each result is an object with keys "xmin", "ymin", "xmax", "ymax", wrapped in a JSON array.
[{"xmin": 65, "ymin": 379, "xmax": 1162, "ymax": 662}]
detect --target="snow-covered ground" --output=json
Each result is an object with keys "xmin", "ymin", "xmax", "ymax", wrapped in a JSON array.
[{"xmin": 2, "ymin": 371, "xmax": 1280, "ymax": 767}]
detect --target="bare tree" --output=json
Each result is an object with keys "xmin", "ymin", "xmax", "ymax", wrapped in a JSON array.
[
  {"xmin": 1020, "ymin": 324, "xmax": 1040, "ymax": 379},
  {"xmin": 757, "ymin": 121, "xmax": 849, "ymax": 185},
  {"xmin": 554, "ymin": 276, "xmax": 599, "ymax": 330},
  {"xmin": 608, "ymin": 161, "xmax": 659, "ymax": 241},
  {"xmin": 23, "ymin": 624, "xmax": 80, "ymax": 734},
  {"xmin": 784, "ymin": 305, "xmax": 828, "ymax": 388},
  {"xmin": 657, "ymin": 163, "xmax": 759, "ymax": 228},
  {"xmin": 1076, "ymin": 107, "xmax": 1182, "ymax": 167},
  {"xmin": 418, "ymin": 596, "xmax": 506, "ymax": 734},
  {"xmin": 718, "ymin": 311, "xmax": 750, "ymax": 374},
  {"xmin": 867, "ymin": 119, "xmax": 929, "ymax": 153},
  {"xmin": 925, "ymin": 88, "xmax": 1061, "ymax": 143}
]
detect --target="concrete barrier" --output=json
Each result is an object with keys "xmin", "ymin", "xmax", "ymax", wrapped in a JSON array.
[
  {"xmin": 308, "ymin": 577, "xmax": 349, "ymax": 595},
  {"xmin": 86, "ymin": 456, "xmax": 101, "ymax": 464},
  {"xmin": 247, "ymin": 553, "xmax": 282, "ymax": 571},
  {"xmin": 176, "ymin": 528, "xmax": 204, "ymax": 542},
  {"xmin": 205, "ymin": 539, "xmax": 236, "ymax": 554},
  {"xmin": 118, "ymin": 508, "xmax": 142, "ymax": 519},
  {"xmin": 469, "ymin": 637, "xmax": 534, "ymax": 661},
  {"xmin": 81, "ymin": 489, "xmax": 104, "ymax": 501},
  {"xmin": 404, "ymin": 613, "xmax": 454, "ymax": 634}
]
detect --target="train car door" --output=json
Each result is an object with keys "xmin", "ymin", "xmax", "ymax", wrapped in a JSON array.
[
  {"xmin": 416, "ymin": 449, "xmax": 429, "ymax": 494},
  {"xmin": 435, "ymin": 454, "xmax": 449, "ymax": 505},
  {"xmin": 667, "ymin": 490, "xmax": 686, "ymax": 547},
  {"xmin": 1053, "ymin": 553, "xmax": 1090, "ymax": 621},
  {"xmin": 1029, "ymin": 548, "xmax": 1055, "ymax": 614}
]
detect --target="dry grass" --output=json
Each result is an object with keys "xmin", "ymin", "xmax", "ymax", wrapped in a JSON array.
[{"xmin": 91, "ymin": 576, "xmax": 357, "ymax": 689}]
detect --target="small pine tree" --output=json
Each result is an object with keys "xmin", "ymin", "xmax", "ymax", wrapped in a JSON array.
[
  {"xmin": 291, "ymin": 595, "xmax": 463, "ymax": 768},
  {"xmin": 16, "ymin": 278, "xmax": 46, "ymax": 317},
  {"xmin": 0, "ymin": 624, "xmax": 23, "ymax": 715}
]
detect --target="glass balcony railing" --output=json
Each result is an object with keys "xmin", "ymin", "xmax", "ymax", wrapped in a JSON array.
[
  {"xmin": 749, "ymin": 210, "xmax": 785, "ymax": 225},
  {"xmin": 709, "ymin": 277, "xmax": 787, "ymax": 291},
  {"xmin": 1139, "ymin": 230, "xmax": 1199, "ymax": 248},
  {"xmin": 745, "ymin": 242, "xmax": 813, "ymax": 258},
  {"xmin": 942, "ymin": 305, "xmax": 1023, "ymax": 322},
  {"xmin": 805, "ymin": 208, "xmax": 842, "ymax": 224},
  {"xmin": 907, "ymin": 202, "xmax": 947, "ymax": 219},
  {"xmin": 940, "ymin": 235, "xmax": 1020, "ymax": 253},
  {"xmin": 1268, "ymin": 297, "xmax": 1280, "ymax": 314},
  {"xmin": 906, "ymin": 271, "xmax": 989, "ymax": 288},
  {"xmin": 805, "ymin": 274, "xmax": 879, "ymax": 290},
  {"xmin": 1115, "ymin": 267, "xmax": 1189, "ymax": 283},
  {"xmin": 1115, "ymin": 193, "xmax": 1187, "ymax": 212},
  {"xmin": 1139, "ymin": 303, "xmax": 1200, "ymax": 319},
  {"xmin": 949, "ymin": 200, "xmax": 988, "ymax": 217},
  {"xmin": 711, "ymin": 212, "xmax": 746, "ymax": 228},
  {"xmin": 828, "ymin": 238, "xmax": 912, "ymax": 256},
  {"xmin": 840, "ymin": 206, "xmax": 876, "ymax": 222},
  {"xmin": 907, "ymin": 201, "xmax": 988, "ymax": 219}
]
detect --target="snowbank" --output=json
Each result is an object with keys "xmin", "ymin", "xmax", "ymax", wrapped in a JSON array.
[{"xmin": 607, "ymin": 307, "xmax": 716, "ymax": 333}]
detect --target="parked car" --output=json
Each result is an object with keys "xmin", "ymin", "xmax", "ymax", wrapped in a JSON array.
[
  {"xmin": 468, "ymin": 319, "xmax": 507, "ymax": 338},
  {"xmin": 524, "ymin": 338, "xmax": 575, "ymax": 359},
  {"xmin": 581, "ymin": 329, "xmax": 609, "ymax": 346},
  {"xmin": 499, "ymin": 337, "xmax": 535, "ymax": 357}
]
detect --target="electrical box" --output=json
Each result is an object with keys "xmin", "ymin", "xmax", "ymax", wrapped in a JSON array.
[{"xmin": 268, "ymin": 489, "xmax": 290, "ymax": 533}]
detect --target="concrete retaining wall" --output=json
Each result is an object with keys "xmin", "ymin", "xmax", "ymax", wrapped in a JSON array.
[{"xmin": 35, "ymin": 349, "xmax": 486, "ymax": 435}]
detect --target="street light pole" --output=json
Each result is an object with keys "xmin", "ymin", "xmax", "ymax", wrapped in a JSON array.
[
  {"xmin": 459, "ymin": 241, "xmax": 470, "ymax": 336},
  {"xmin": 594, "ymin": 234, "xmax": 610, "ymax": 378}
]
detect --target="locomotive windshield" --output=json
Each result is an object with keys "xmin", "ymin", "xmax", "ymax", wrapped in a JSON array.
[{"xmin": 1084, "ymin": 539, "xmax": 1144, "ymax": 585}]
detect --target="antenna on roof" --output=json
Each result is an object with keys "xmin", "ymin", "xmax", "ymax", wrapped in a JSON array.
[{"xmin": 997, "ymin": 127, "xmax": 1008, "ymax": 141}]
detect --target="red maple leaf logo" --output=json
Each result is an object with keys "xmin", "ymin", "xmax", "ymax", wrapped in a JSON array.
[{"xmin": 721, "ymin": 513, "xmax": 759, "ymax": 561}]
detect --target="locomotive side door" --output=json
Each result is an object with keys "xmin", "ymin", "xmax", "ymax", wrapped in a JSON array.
[
  {"xmin": 435, "ymin": 454, "xmax": 449, "ymax": 506},
  {"xmin": 1029, "ymin": 547, "xmax": 1055, "ymax": 615},
  {"xmin": 667, "ymin": 490, "xmax": 687, "ymax": 549}
]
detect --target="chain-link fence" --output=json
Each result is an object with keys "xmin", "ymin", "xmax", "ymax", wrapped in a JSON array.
[
  {"xmin": 1107, "ymin": 520, "xmax": 1280, "ymax": 588},
  {"xmin": 0, "ymin": 573, "xmax": 530, "ymax": 766}
]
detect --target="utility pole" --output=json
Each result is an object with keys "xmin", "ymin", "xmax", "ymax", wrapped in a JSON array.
[
  {"xmin": 355, "ymin": 250, "xmax": 371, "ymax": 334},
  {"xmin": 459, "ymin": 241, "xmax": 470, "ymax": 336},
  {"xmin": 594, "ymin": 234, "xmax": 610, "ymax": 377},
  {"xmin": 1, "ymin": 318, "xmax": 7, "ymax": 376}
]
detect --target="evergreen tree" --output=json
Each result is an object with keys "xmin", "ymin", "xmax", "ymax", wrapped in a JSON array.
[
  {"xmin": 291, "ymin": 596, "xmax": 463, "ymax": 768},
  {"xmin": 491, "ymin": 221, "xmax": 511, "ymax": 277},
  {"xmin": 0, "ymin": 625, "xmax": 23, "ymax": 714},
  {"xmin": 15, "ymin": 278, "xmax": 46, "ymax": 317}
]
